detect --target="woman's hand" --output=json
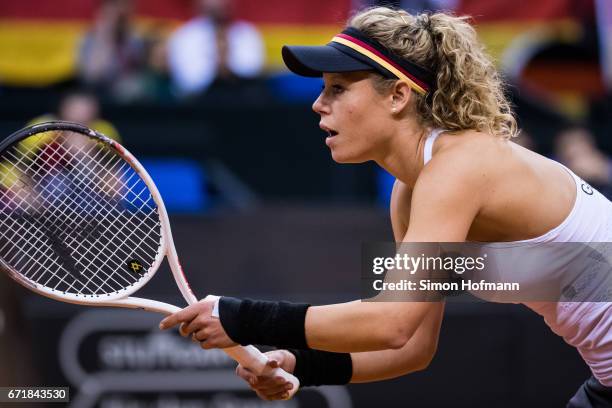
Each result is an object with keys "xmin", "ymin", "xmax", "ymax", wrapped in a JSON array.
[
  {"xmin": 159, "ymin": 298, "xmax": 237, "ymax": 349},
  {"xmin": 236, "ymin": 350, "xmax": 297, "ymax": 401}
]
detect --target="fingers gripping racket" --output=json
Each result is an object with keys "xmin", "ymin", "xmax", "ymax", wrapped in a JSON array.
[{"xmin": 0, "ymin": 121, "xmax": 299, "ymax": 397}]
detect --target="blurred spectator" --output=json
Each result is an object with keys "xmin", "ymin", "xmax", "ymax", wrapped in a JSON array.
[
  {"xmin": 597, "ymin": 0, "xmax": 612, "ymax": 92},
  {"xmin": 554, "ymin": 127, "xmax": 612, "ymax": 198},
  {"xmin": 399, "ymin": 0, "xmax": 459, "ymax": 12},
  {"xmin": 0, "ymin": 91, "xmax": 123, "ymax": 198},
  {"xmin": 167, "ymin": 0, "xmax": 265, "ymax": 97},
  {"xmin": 138, "ymin": 27, "xmax": 175, "ymax": 104},
  {"xmin": 361, "ymin": 0, "xmax": 458, "ymax": 12},
  {"xmin": 29, "ymin": 90, "xmax": 121, "ymax": 142},
  {"xmin": 77, "ymin": 0, "xmax": 146, "ymax": 102}
]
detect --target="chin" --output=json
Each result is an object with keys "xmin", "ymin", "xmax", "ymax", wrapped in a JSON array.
[{"xmin": 330, "ymin": 149, "xmax": 367, "ymax": 164}]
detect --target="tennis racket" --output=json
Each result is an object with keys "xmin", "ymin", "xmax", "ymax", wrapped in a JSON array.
[{"xmin": 0, "ymin": 121, "xmax": 299, "ymax": 397}]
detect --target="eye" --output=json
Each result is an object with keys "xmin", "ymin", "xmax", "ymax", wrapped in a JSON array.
[
  {"xmin": 321, "ymin": 83, "xmax": 346, "ymax": 96},
  {"xmin": 331, "ymin": 84, "xmax": 345, "ymax": 95}
]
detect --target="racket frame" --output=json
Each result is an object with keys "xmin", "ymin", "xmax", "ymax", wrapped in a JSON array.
[{"xmin": 0, "ymin": 122, "xmax": 168, "ymax": 307}]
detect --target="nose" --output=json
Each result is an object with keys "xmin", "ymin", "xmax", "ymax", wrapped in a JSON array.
[{"xmin": 312, "ymin": 93, "xmax": 329, "ymax": 115}]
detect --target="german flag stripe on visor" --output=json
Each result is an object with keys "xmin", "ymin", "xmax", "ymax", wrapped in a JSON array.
[{"xmin": 282, "ymin": 27, "xmax": 434, "ymax": 96}]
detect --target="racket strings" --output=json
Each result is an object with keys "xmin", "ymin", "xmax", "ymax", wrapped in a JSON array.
[
  {"xmin": 0, "ymin": 130, "xmax": 163, "ymax": 297},
  {"xmin": 18, "ymin": 158, "xmax": 148, "ymax": 292},
  {"xmin": 6, "ymin": 148, "xmax": 157, "ymax": 292},
  {"xmin": 4, "ymin": 134, "xmax": 163, "ymax": 294},
  {"xmin": 0, "ymin": 148, "xmax": 89, "ymax": 292},
  {"xmin": 0, "ymin": 166, "xmax": 126, "ymax": 293},
  {"xmin": 21, "ymin": 144, "xmax": 160, "ymax": 261},
  {"xmin": 0, "ymin": 214, "xmax": 81, "ymax": 293},
  {"xmin": 0, "ymin": 139, "xmax": 131, "ymax": 293}
]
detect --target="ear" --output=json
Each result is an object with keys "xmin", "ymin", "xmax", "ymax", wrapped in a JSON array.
[{"xmin": 390, "ymin": 81, "xmax": 413, "ymax": 114}]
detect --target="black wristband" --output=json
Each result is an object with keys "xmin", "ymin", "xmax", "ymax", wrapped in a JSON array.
[
  {"xmin": 288, "ymin": 349, "xmax": 353, "ymax": 387},
  {"xmin": 218, "ymin": 297, "xmax": 311, "ymax": 349}
]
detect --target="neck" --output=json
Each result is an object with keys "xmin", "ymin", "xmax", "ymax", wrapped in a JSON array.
[{"xmin": 375, "ymin": 118, "xmax": 430, "ymax": 188}]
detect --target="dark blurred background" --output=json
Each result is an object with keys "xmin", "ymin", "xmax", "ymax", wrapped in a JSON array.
[{"xmin": 0, "ymin": 0, "xmax": 610, "ymax": 407}]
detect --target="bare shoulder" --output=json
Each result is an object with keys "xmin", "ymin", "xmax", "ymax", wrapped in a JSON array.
[
  {"xmin": 438, "ymin": 130, "xmax": 505, "ymax": 162},
  {"xmin": 419, "ymin": 130, "xmax": 503, "ymax": 185},
  {"xmin": 414, "ymin": 130, "xmax": 504, "ymax": 208}
]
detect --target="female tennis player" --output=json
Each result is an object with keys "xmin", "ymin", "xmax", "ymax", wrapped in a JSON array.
[{"xmin": 160, "ymin": 7, "xmax": 612, "ymax": 406}]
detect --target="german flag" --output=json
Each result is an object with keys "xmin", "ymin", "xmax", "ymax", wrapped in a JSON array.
[{"xmin": 0, "ymin": 0, "xmax": 349, "ymax": 86}]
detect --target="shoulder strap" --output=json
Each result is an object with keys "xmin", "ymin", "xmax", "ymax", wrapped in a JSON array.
[{"xmin": 424, "ymin": 129, "xmax": 445, "ymax": 165}]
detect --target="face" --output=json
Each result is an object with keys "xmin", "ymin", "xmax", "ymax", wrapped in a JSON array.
[
  {"xmin": 312, "ymin": 72, "xmax": 393, "ymax": 163},
  {"xmin": 197, "ymin": 0, "xmax": 232, "ymax": 22},
  {"xmin": 59, "ymin": 94, "xmax": 99, "ymax": 125},
  {"xmin": 101, "ymin": 0, "xmax": 133, "ymax": 21}
]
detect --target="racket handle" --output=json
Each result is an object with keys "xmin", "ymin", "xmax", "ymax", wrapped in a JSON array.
[
  {"xmin": 223, "ymin": 345, "xmax": 300, "ymax": 399},
  {"xmin": 104, "ymin": 298, "xmax": 300, "ymax": 397},
  {"xmin": 205, "ymin": 295, "xmax": 300, "ymax": 399}
]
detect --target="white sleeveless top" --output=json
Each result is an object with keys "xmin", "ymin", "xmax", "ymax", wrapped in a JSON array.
[{"xmin": 423, "ymin": 129, "xmax": 612, "ymax": 386}]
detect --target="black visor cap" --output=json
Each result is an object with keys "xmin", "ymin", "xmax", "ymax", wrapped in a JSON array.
[{"xmin": 281, "ymin": 44, "xmax": 378, "ymax": 77}]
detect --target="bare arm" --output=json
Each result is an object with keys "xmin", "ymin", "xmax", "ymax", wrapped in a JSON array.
[
  {"xmin": 235, "ymin": 298, "xmax": 444, "ymax": 401},
  {"xmin": 305, "ymin": 300, "xmax": 433, "ymax": 352},
  {"xmin": 346, "ymin": 180, "xmax": 443, "ymax": 382},
  {"xmin": 350, "ymin": 300, "xmax": 444, "ymax": 382}
]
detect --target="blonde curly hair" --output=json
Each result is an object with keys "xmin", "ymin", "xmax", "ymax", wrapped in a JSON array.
[{"xmin": 349, "ymin": 7, "xmax": 518, "ymax": 139}]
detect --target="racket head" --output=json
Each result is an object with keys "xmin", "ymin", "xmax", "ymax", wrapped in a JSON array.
[{"xmin": 0, "ymin": 121, "xmax": 169, "ymax": 304}]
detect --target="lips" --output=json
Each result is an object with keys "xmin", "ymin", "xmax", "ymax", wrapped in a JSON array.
[{"xmin": 320, "ymin": 123, "xmax": 339, "ymax": 138}]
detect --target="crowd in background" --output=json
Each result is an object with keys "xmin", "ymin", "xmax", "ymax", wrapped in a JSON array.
[
  {"xmin": 0, "ymin": 0, "xmax": 611, "ymax": 199},
  {"xmin": 76, "ymin": 0, "xmax": 265, "ymax": 104}
]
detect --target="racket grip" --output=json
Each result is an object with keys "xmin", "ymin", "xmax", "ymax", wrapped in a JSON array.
[
  {"xmin": 223, "ymin": 345, "xmax": 300, "ymax": 399},
  {"xmin": 205, "ymin": 295, "xmax": 299, "ymax": 399}
]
